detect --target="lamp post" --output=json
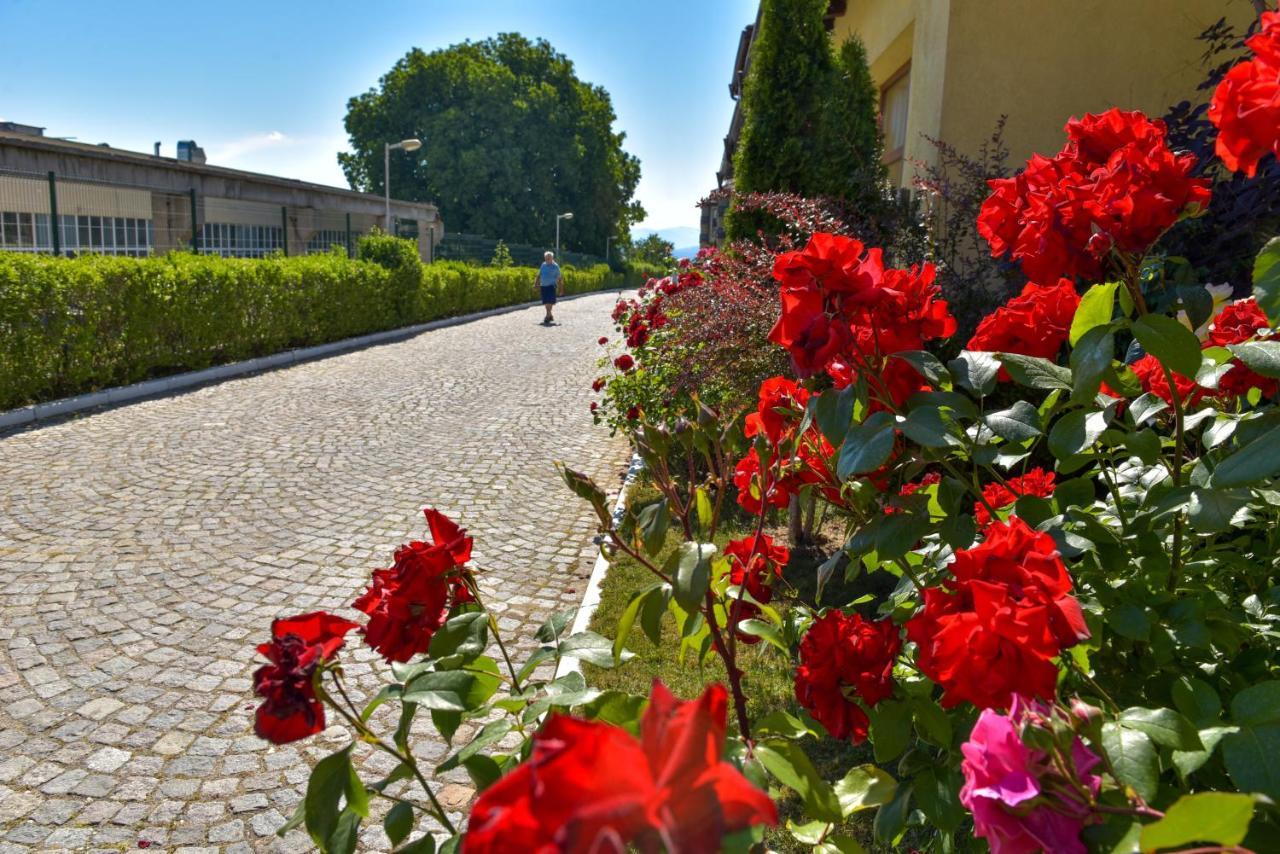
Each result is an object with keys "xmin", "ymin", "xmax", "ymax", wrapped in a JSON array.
[
  {"xmin": 384, "ymin": 138, "xmax": 423, "ymax": 231},
  {"xmin": 555, "ymin": 211, "xmax": 573, "ymax": 257},
  {"xmin": 605, "ymin": 235, "xmax": 611, "ymax": 264}
]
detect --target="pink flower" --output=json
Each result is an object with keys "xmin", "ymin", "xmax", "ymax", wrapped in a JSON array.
[{"xmin": 960, "ymin": 697, "xmax": 1101, "ymax": 854}]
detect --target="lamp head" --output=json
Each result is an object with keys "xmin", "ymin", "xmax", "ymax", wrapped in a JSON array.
[
  {"xmin": 561, "ymin": 212, "xmax": 574, "ymax": 220},
  {"xmin": 396, "ymin": 138, "xmax": 423, "ymax": 152}
]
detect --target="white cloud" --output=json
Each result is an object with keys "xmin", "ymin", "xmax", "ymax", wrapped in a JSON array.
[{"xmin": 205, "ymin": 131, "xmax": 352, "ymax": 188}]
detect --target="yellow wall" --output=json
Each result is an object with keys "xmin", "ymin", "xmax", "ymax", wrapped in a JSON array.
[{"xmin": 831, "ymin": 0, "xmax": 1259, "ymax": 189}]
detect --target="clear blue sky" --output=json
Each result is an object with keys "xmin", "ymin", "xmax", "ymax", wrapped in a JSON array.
[{"xmin": 0, "ymin": 0, "xmax": 757, "ymax": 240}]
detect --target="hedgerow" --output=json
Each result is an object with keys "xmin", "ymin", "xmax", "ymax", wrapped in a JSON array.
[{"xmin": 0, "ymin": 238, "xmax": 629, "ymax": 410}]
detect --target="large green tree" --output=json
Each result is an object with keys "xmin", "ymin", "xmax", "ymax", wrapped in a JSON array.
[
  {"xmin": 340, "ymin": 34, "xmax": 644, "ymax": 253},
  {"xmin": 726, "ymin": 0, "xmax": 887, "ymax": 239}
]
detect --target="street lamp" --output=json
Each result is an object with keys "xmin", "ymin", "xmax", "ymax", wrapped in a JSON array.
[
  {"xmin": 384, "ymin": 138, "xmax": 423, "ymax": 230},
  {"xmin": 555, "ymin": 211, "xmax": 574, "ymax": 257}
]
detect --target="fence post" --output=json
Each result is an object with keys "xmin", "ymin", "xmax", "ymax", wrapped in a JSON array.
[
  {"xmin": 345, "ymin": 212, "xmax": 352, "ymax": 258},
  {"xmin": 189, "ymin": 188, "xmax": 199, "ymax": 253},
  {"xmin": 47, "ymin": 171, "xmax": 61, "ymax": 256},
  {"xmin": 281, "ymin": 206, "xmax": 289, "ymax": 256}
]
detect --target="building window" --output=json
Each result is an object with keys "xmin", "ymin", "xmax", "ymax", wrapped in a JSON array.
[
  {"xmin": 199, "ymin": 222, "xmax": 284, "ymax": 258},
  {"xmin": 0, "ymin": 211, "xmax": 151, "ymax": 255},
  {"xmin": 881, "ymin": 63, "xmax": 911, "ymax": 164},
  {"xmin": 306, "ymin": 229, "xmax": 350, "ymax": 254}
]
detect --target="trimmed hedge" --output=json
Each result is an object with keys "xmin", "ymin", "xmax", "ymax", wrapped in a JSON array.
[{"xmin": 0, "ymin": 238, "xmax": 631, "ymax": 410}]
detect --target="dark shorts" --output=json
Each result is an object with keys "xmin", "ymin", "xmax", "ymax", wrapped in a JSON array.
[{"xmin": 540, "ymin": 284, "xmax": 558, "ymax": 305}]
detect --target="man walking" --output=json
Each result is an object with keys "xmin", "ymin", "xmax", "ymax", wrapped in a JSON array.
[{"xmin": 537, "ymin": 251, "xmax": 563, "ymax": 325}]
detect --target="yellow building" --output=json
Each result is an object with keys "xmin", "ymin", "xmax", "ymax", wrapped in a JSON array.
[{"xmin": 829, "ymin": 0, "xmax": 1261, "ymax": 189}]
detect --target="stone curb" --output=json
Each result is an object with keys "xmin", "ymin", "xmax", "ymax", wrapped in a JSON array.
[
  {"xmin": 556, "ymin": 453, "xmax": 644, "ymax": 679},
  {"xmin": 0, "ymin": 289, "xmax": 621, "ymax": 433}
]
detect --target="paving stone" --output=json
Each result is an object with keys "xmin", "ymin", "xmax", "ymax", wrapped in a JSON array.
[{"xmin": 0, "ymin": 295, "xmax": 628, "ymax": 851}]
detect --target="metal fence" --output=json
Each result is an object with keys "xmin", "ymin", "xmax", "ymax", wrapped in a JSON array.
[
  {"xmin": 0, "ymin": 167, "xmax": 381, "ymax": 259},
  {"xmin": 436, "ymin": 231, "xmax": 606, "ymax": 268}
]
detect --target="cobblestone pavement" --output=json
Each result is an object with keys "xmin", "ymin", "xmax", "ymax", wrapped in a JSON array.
[{"xmin": 0, "ymin": 293, "xmax": 631, "ymax": 853}]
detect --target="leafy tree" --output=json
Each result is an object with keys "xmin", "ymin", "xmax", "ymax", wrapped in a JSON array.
[
  {"xmin": 340, "ymin": 33, "xmax": 644, "ymax": 253},
  {"xmin": 726, "ymin": 0, "xmax": 888, "ymax": 239},
  {"xmin": 629, "ymin": 233, "xmax": 675, "ymax": 266},
  {"xmin": 489, "ymin": 240, "xmax": 514, "ymax": 268}
]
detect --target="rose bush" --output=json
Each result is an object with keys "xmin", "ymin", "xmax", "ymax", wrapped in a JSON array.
[{"xmin": 254, "ymin": 19, "xmax": 1280, "ymax": 853}]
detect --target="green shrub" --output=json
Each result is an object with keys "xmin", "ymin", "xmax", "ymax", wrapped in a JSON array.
[{"xmin": 0, "ymin": 248, "xmax": 634, "ymax": 410}]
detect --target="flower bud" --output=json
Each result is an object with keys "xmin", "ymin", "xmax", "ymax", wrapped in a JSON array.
[
  {"xmin": 1087, "ymin": 231, "xmax": 1114, "ymax": 258},
  {"xmin": 1070, "ymin": 698, "xmax": 1104, "ymax": 730}
]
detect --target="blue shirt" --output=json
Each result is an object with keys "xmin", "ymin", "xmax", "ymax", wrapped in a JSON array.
[{"xmin": 539, "ymin": 262, "xmax": 561, "ymax": 286}]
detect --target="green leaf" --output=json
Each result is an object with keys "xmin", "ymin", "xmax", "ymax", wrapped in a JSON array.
[
  {"xmin": 755, "ymin": 710, "xmax": 821, "ymax": 739},
  {"xmin": 327, "ymin": 809, "xmax": 361, "ymax": 854},
  {"xmin": 913, "ymin": 766, "xmax": 965, "ymax": 834},
  {"xmin": 868, "ymin": 700, "xmax": 912, "ymax": 763},
  {"xmin": 1187, "ymin": 487, "xmax": 1253, "ymax": 532},
  {"xmin": 306, "ymin": 747, "xmax": 354, "ymax": 850},
  {"xmin": 837, "ymin": 412, "xmax": 896, "ymax": 479},
  {"xmin": 812, "ymin": 385, "xmax": 856, "ymax": 447},
  {"xmin": 560, "ymin": 630, "xmax": 631, "ymax": 668},
  {"xmin": 672, "ymin": 542, "xmax": 714, "ymax": 610},
  {"xmin": 535, "ymin": 609, "xmax": 576, "ymax": 644},
  {"xmin": 1132, "ymin": 314, "xmax": 1204, "ymax": 378},
  {"xmin": 1049, "ymin": 409, "xmax": 1108, "ymax": 458},
  {"xmin": 835, "ymin": 765, "xmax": 897, "ymax": 817},
  {"xmin": 397, "ymin": 835, "xmax": 437, "ymax": 854},
  {"xmin": 890, "ymin": 350, "xmax": 950, "ymax": 387},
  {"xmin": 900, "ymin": 406, "xmax": 956, "ymax": 448},
  {"xmin": 694, "ymin": 487, "xmax": 713, "ymax": 536},
  {"xmin": 736, "ymin": 619, "xmax": 789, "ymax": 654},
  {"xmin": 756, "ymin": 740, "xmax": 843, "ymax": 823},
  {"xmin": 1070, "ymin": 325, "xmax": 1116, "ymax": 399},
  {"xmin": 984, "ymin": 400, "xmax": 1042, "ymax": 441},
  {"xmin": 614, "ymin": 583, "xmax": 662, "ymax": 664},
  {"xmin": 1171, "ymin": 676, "xmax": 1222, "ymax": 728},
  {"xmin": 1231, "ymin": 681, "xmax": 1280, "ymax": 726},
  {"xmin": 1230, "ymin": 341, "xmax": 1280, "ymax": 378},
  {"xmin": 636, "ymin": 500, "xmax": 670, "ymax": 557},
  {"xmin": 1210, "ymin": 422, "xmax": 1280, "ymax": 488},
  {"xmin": 558, "ymin": 464, "xmax": 610, "ymax": 523},
  {"xmin": 1106, "ymin": 604, "xmax": 1151, "ymax": 642},
  {"xmin": 948, "ymin": 351, "xmax": 1000, "ymax": 397},
  {"xmin": 579, "ymin": 690, "xmax": 647, "ymax": 729},
  {"xmin": 1101, "ymin": 722, "xmax": 1158, "ymax": 801},
  {"xmin": 1118, "ymin": 707, "xmax": 1202, "ymax": 751},
  {"xmin": 1222, "ymin": 724, "xmax": 1280, "ymax": 799},
  {"xmin": 438, "ymin": 719, "xmax": 514, "ymax": 772},
  {"xmin": 401, "ymin": 661, "xmax": 500, "ymax": 711},
  {"xmin": 1129, "ymin": 392, "xmax": 1168, "ymax": 426},
  {"xmin": 873, "ymin": 780, "xmax": 913, "ymax": 845},
  {"xmin": 998, "ymin": 353, "xmax": 1073, "ymax": 390},
  {"xmin": 912, "ymin": 697, "xmax": 952, "ymax": 748},
  {"xmin": 1071, "ymin": 281, "xmax": 1119, "ymax": 345},
  {"xmin": 1139, "ymin": 792, "xmax": 1256, "ymax": 851},
  {"xmin": 428, "ymin": 611, "xmax": 489, "ymax": 664},
  {"xmin": 383, "ymin": 802, "xmax": 414, "ymax": 847},
  {"xmin": 1253, "ymin": 235, "xmax": 1280, "ymax": 325},
  {"xmin": 1173, "ymin": 725, "xmax": 1237, "ymax": 778},
  {"xmin": 815, "ymin": 836, "xmax": 868, "ymax": 854}
]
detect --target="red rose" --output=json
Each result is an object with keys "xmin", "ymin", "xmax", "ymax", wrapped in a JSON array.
[
  {"xmin": 1131, "ymin": 354, "xmax": 1202, "ymax": 407},
  {"xmin": 733, "ymin": 448, "xmax": 792, "ymax": 515},
  {"xmin": 252, "ymin": 612, "xmax": 360, "ymax": 744},
  {"xmin": 978, "ymin": 109, "xmax": 1210, "ymax": 281},
  {"xmin": 974, "ymin": 468, "xmax": 1057, "ymax": 527},
  {"xmin": 906, "ymin": 518, "xmax": 1088, "ymax": 710},
  {"xmin": 1210, "ymin": 12, "xmax": 1280, "ymax": 176},
  {"xmin": 722, "ymin": 534, "xmax": 789, "ymax": 643},
  {"xmin": 967, "ymin": 280, "xmax": 1080, "ymax": 372},
  {"xmin": 598, "ymin": 336, "xmax": 608, "ymax": 345},
  {"xmin": 464, "ymin": 682, "xmax": 777, "ymax": 853},
  {"xmin": 1208, "ymin": 299, "xmax": 1280, "ymax": 398},
  {"xmin": 626, "ymin": 406, "xmax": 641, "ymax": 421},
  {"xmin": 591, "ymin": 378, "xmax": 606, "ymax": 393},
  {"xmin": 614, "ymin": 354, "xmax": 635, "ymax": 372},
  {"xmin": 744, "ymin": 376, "xmax": 810, "ymax": 445},
  {"xmin": 794, "ymin": 611, "xmax": 901, "ymax": 743},
  {"xmin": 354, "ymin": 509, "xmax": 474, "ymax": 663},
  {"xmin": 888, "ymin": 471, "xmax": 941, "ymax": 513}
]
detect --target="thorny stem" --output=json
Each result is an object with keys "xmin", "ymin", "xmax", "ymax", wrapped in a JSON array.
[
  {"xmin": 1158, "ymin": 364, "xmax": 1187, "ymax": 591},
  {"xmin": 1097, "ymin": 458, "xmax": 1131, "ymax": 536},
  {"xmin": 705, "ymin": 587, "xmax": 753, "ymax": 745}
]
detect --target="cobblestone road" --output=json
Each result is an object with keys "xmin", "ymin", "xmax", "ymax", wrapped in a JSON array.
[{"xmin": 0, "ymin": 292, "xmax": 630, "ymax": 853}]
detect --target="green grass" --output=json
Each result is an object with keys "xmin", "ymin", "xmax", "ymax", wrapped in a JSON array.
[{"xmin": 584, "ymin": 484, "xmax": 883, "ymax": 851}]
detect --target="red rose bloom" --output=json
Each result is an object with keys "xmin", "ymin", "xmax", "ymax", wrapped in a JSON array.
[
  {"xmin": 967, "ymin": 280, "xmax": 1080, "ymax": 371},
  {"xmin": 591, "ymin": 378, "xmax": 606, "ymax": 393},
  {"xmin": 1209, "ymin": 298, "xmax": 1279, "ymax": 399},
  {"xmin": 744, "ymin": 376, "xmax": 810, "ymax": 445},
  {"xmin": 978, "ymin": 109, "xmax": 1210, "ymax": 281},
  {"xmin": 1210, "ymin": 12, "xmax": 1280, "ymax": 176},
  {"xmin": 906, "ymin": 518, "xmax": 1088, "ymax": 710},
  {"xmin": 464, "ymin": 682, "xmax": 777, "ymax": 853},
  {"xmin": 253, "ymin": 612, "xmax": 360, "ymax": 744},
  {"xmin": 598, "ymin": 336, "xmax": 608, "ymax": 345},
  {"xmin": 794, "ymin": 611, "xmax": 901, "ymax": 743},
  {"xmin": 614, "ymin": 354, "xmax": 635, "ymax": 372},
  {"xmin": 1131, "ymin": 354, "xmax": 1202, "ymax": 407},
  {"xmin": 722, "ymin": 534, "xmax": 789, "ymax": 642},
  {"xmin": 974, "ymin": 468, "xmax": 1057, "ymax": 527},
  {"xmin": 733, "ymin": 448, "xmax": 791, "ymax": 515},
  {"xmin": 354, "ymin": 509, "xmax": 474, "ymax": 663}
]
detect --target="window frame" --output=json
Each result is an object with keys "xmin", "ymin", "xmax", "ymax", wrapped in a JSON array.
[{"xmin": 880, "ymin": 61, "xmax": 912, "ymax": 166}]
